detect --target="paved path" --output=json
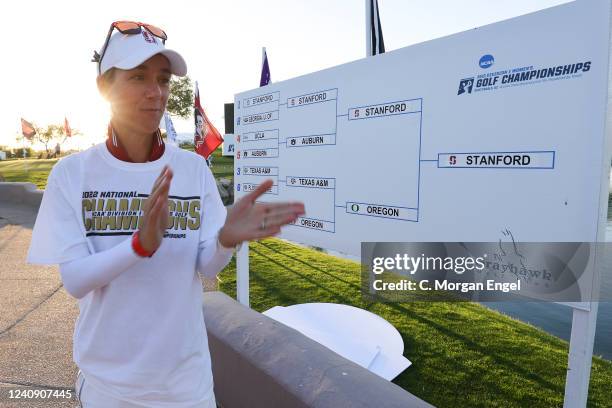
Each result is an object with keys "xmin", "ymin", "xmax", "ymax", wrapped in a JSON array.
[{"xmin": 0, "ymin": 203, "xmax": 80, "ymax": 407}]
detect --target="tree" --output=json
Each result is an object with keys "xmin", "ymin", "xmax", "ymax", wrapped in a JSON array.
[
  {"xmin": 167, "ymin": 75, "xmax": 193, "ymax": 119},
  {"xmin": 36, "ymin": 124, "xmax": 64, "ymax": 156},
  {"xmin": 38, "ymin": 124, "xmax": 82, "ymax": 151},
  {"xmin": 60, "ymin": 128, "xmax": 82, "ymax": 143}
]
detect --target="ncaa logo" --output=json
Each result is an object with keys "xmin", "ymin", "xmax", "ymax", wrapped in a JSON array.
[
  {"xmin": 457, "ymin": 78, "xmax": 474, "ymax": 95},
  {"xmin": 479, "ymin": 54, "xmax": 494, "ymax": 69}
]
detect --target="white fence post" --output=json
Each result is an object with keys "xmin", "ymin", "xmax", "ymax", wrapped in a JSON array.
[{"xmin": 236, "ymin": 242, "xmax": 250, "ymax": 307}]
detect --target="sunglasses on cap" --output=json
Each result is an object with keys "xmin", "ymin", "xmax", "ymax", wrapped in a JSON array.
[{"xmin": 92, "ymin": 21, "xmax": 168, "ymax": 75}]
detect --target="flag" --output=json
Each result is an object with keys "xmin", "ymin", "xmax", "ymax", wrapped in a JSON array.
[
  {"xmin": 194, "ymin": 81, "xmax": 223, "ymax": 159},
  {"xmin": 21, "ymin": 118, "xmax": 36, "ymax": 140},
  {"xmin": 369, "ymin": 0, "xmax": 385, "ymax": 56},
  {"xmin": 163, "ymin": 111, "xmax": 178, "ymax": 145},
  {"xmin": 260, "ymin": 47, "xmax": 271, "ymax": 86},
  {"xmin": 64, "ymin": 116, "xmax": 72, "ymax": 137}
]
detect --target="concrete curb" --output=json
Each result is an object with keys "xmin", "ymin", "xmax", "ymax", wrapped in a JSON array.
[
  {"xmin": 203, "ymin": 292, "xmax": 432, "ymax": 408},
  {"xmin": 0, "ymin": 183, "xmax": 43, "ymax": 208}
]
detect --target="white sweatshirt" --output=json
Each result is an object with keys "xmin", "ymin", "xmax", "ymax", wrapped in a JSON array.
[{"xmin": 27, "ymin": 142, "xmax": 233, "ymax": 407}]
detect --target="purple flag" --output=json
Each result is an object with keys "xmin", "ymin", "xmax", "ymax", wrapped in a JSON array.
[{"xmin": 260, "ymin": 48, "xmax": 271, "ymax": 87}]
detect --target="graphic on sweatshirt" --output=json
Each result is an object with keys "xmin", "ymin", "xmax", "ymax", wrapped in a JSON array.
[{"xmin": 81, "ymin": 190, "xmax": 200, "ymax": 239}]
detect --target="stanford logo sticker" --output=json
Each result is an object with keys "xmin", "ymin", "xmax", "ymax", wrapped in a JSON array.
[{"xmin": 142, "ymin": 31, "xmax": 156, "ymax": 44}]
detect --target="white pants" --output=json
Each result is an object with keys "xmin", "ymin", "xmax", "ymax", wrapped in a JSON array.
[{"xmin": 75, "ymin": 371, "xmax": 217, "ymax": 408}]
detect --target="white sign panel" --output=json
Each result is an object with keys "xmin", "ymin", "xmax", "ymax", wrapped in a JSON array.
[
  {"xmin": 222, "ymin": 134, "xmax": 235, "ymax": 156},
  {"xmin": 234, "ymin": 1, "xmax": 611, "ymax": 288},
  {"xmin": 234, "ymin": 2, "xmax": 612, "ymax": 404}
]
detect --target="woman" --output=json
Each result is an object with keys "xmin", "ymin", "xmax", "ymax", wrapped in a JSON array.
[{"xmin": 26, "ymin": 21, "xmax": 304, "ymax": 408}]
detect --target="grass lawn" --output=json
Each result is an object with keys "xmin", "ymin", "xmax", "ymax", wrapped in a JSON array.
[
  {"xmin": 1, "ymin": 152, "xmax": 611, "ymax": 407},
  {"xmin": 0, "ymin": 147, "xmax": 233, "ymax": 189},
  {"xmin": 0, "ymin": 158, "xmax": 59, "ymax": 189}
]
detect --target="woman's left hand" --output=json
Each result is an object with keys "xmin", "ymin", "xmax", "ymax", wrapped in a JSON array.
[{"xmin": 218, "ymin": 179, "xmax": 305, "ymax": 248}]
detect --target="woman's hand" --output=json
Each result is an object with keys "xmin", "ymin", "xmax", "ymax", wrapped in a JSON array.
[
  {"xmin": 218, "ymin": 179, "xmax": 305, "ymax": 248},
  {"xmin": 140, "ymin": 165, "xmax": 173, "ymax": 252}
]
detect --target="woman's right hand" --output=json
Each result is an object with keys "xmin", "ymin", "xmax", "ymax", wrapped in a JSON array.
[{"xmin": 140, "ymin": 165, "xmax": 173, "ymax": 252}]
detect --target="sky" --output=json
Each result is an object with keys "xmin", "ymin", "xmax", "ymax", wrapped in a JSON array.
[{"xmin": 0, "ymin": 0, "xmax": 571, "ymax": 151}]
